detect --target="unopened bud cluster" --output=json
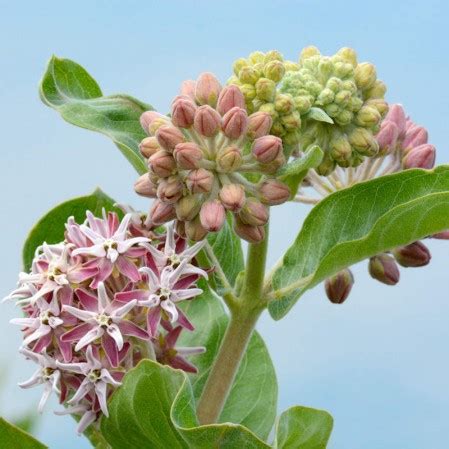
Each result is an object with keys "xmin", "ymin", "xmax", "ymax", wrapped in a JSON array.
[
  {"xmin": 281, "ymin": 46, "xmax": 387, "ymax": 174},
  {"xmin": 136, "ymin": 72, "xmax": 291, "ymax": 243}
]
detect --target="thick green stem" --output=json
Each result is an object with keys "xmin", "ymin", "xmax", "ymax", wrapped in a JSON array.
[{"xmin": 196, "ymin": 230, "xmax": 269, "ymax": 425}]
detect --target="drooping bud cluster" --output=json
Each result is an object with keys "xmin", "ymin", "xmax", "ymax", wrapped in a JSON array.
[
  {"xmin": 228, "ymin": 50, "xmax": 303, "ymax": 146},
  {"xmin": 280, "ymin": 46, "xmax": 387, "ymax": 174},
  {"xmin": 5, "ymin": 211, "xmax": 207, "ymax": 434},
  {"xmin": 293, "ymin": 103, "xmax": 441, "ymax": 303},
  {"xmin": 136, "ymin": 72, "xmax": 291, "ymax": 243}
]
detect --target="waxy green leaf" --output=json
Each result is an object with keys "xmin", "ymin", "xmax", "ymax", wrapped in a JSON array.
[
  {"xmin": 22, "ymin": 188, "xmax": 120, "ymax": 271},
  {"xmin": 277, "ymin": 146, "xmax": 324, "ymax": 198},
  {"xmin": 40, "ymin": 56, "xmax": 151, "ymax": 174},
  {"xmin": 0, "ymin": 417, "xmax": 47, "ymax": 449},
  {"xmin": 269, "ymin": 166, "xmax": 449, "ymax": 319},
  {"xmin": 274, "ymin": 406, "xmax": 333, "ymax": 449}
]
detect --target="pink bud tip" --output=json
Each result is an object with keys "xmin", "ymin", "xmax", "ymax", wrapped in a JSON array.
[
  {"xmin": 432, "ymin": 230, "xmax": 449, "ymax": 240},
  {"xmin": 156, "ymin": 179, "xmax": 183, "ymax": 204},
  {"xmin": 140, "ymin": 111, "xmax": 165, "ymax": 134},
  {"xmin": 156, "ymin": 125, "xmax": 185, "ymax": 152},
  {"xmin": 186, "ymin": 168, "xmax": 214, "ymax": 194},
  {"xmin": 385, "ymin": 104, "xmax": 406, "ymax": 138},
  {"xmin": 376, "ymin": 121, "xmax": 398, "ymax": 153},
  {"xmin": 221, "ymin": 107, "xmax": 248, "ymax": 139},
  {"xmin": 134, "ymin": 174, "xmax": 157, "ymax": 198},
  {"xmin": 173, "ymin": 142, "xmax": 203, "ymax": 170},
  {"xmin": 149, "ymin": 200, "xmax": 176, "ymax": 225},
  {"xmin": 234, "ymin": 217, "xmax": 265, "ymax": 243},
  {"xmin": 139, "ymin": 137, "xmax": 160, "ymax": 158},
  {"xmin": 180, "ymin": 80, "xmax": 196, "ymax": 100},
  {"xmin": 393, "ymin": 241, "xmax": 431, "ymax": 267},
  {"xmin": 259, "ymin": 179, "xmax": 291, "ymax": 205},
  {"xmin": 369, "ymin": 254, "xmax": 400, "ymax": 285},
  {"xmin": 402, "ymin": 126, "xmax": 429, "ymax": 150},
  {"xmin": 199, "ymin": 200, "xmax": 226, "ymax": 232},
  {"xmin": 239, "ymin": 198, "xmax": 269, "ymax": 227},
  {"xmin": 247, "ymin": 112, "xmax": 273, "ymax": 139},
  {"xmin": 402, "ymin": 144, "xmax": 436, "ymax": 169},
  {"xmin": 172, "ymin": 98, "xmax": 197, "ymax": 128},
  {"xmin": 195, "ymin": 72, "xmax": 222, "ymax": 107},
  {"xmin": 217, "ymin": 85, "xmax": 245, "ymax": 115},
  {"xmin": 325, "ymin": 269, "xmax": 354, "ymax": 304},
  {"xmin": 193, "ymin": 105, "xmax": 221, "ymax": 137},
  {"xmin": 252, "ymin": 135, "xmax": 283, "ymax": 163},
  {"xmin": 149, "ymin": 150, "xmax": 176, "ymax": 178},
  {"xmin": 219, "ymin": 184, "xmax": 246, "ymax": 212}
]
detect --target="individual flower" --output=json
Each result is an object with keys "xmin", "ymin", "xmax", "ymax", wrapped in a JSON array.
[
  {"xmin": 293, "ymin": 103, "xmax": 440, "ymax": 302},
  {"xmin": 8, "ymin": 211, "xmax": 207, "ymax": 434},
  {"xmin": 136, "ymin": 72, "xmax": 291, "ymax": 242}
]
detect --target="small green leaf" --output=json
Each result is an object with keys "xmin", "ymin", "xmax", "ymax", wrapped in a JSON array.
[
  {"xmin": 277, "ymin": 146, "xmax": 324, "ymax": 198},
  {"xmin": 179, "ymin": 284, "xmax": 278, "ymax": 440},
  {"xmin": 304, "ymin": 107, "xmax": 334, "ymax": 124},
  {"xmin": 270, "ymin": 166, "xmax": 449, "ymax": 319},
  {"xmin": 22, "ymin": 188, "xmax": 120, "ymax": 271},
  {"xmin": 0, "ymin": 417, "xmax": 47, "ymax": 449},
  {"xmin": 40, "ymin": 56, "xmax": 152, "ymax": 174},
  {"xmin": 274, "ymin": 406, "xmax": 333, "ymax": 449},
  {"xmin": 207, "ymin": 214, "xmax": 244, "ymax": 286}
]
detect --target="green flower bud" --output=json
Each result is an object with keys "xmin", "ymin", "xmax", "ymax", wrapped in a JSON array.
[
  {"xmin": 240, "ymin": 83, "xmax": 257, "ymax": 102},
  {"xmin": 330, "ymin": 133, "xmax": 352, "ymax": 163},
  {"xmin": 249, "ymin": 51, "xmax": 265, "ymax": 64},
  {"xmin": 283, "ymin": 130, "xmax": 301, "ymax": 145},
  {"xmin": 365, "ymin": 98, "xmax": 388, "ymax": 116},
  {"xmin": 334, "ymin": 110, "xmax": 353, "ymax": 126},
  {"xmin": 281, "ymin": 111, "xmax": 301, "ymax": 131},
  {"xmin": 336, "ymin": 47, "xmax": 358, "ymax": 67},
  {"xmin": 365, "ymin": 80, "xmax": 386, "ymax": 99},
  {"xmin": 255, "ymin": 78, "xmax": 277, "ymax": 102},
  {"xmin": 274, "ymin": 93, "xmax": 295, "ymax": 113},
  {"xmin": 284, "ymin": 60, "xmax": 300, "ymax": 71},
  {"xmin": 326, "ymin": 77, "xmax": 343, "ymax": 92},
  {"xmin": 333, "ymin": 62, "xmax": 354, "ymax": 79},
  {"xmin": 316, "ymin": 88, "xmax": 335, "ymax": 105},
  {"xmin": 334, "ymin": 90, "xmax": 352, "ymax": 107},
  {"xmin": 264, "ymin": 60, "xmax": 286, "ymax": 83},
  {"xmin": 293, "ymin": 95, "xmax": 312, "ymax": 114},
  {"xmin": 216, "ymin": 145, "xmax": 243, "ymax": 172},
  {"xmin": 318, "ymin": 58, "xmax": 334, "ymax": 80},
  {"xmin": 355, "ymin": 106, "xmax": 381, "ymax": 127},
  {"xmin": 259, "ymin": 102, "xmax": 279, "ymax": 120},
  {"xmin": 299, "ymin": 46, "xmax": 320, "ymax": 63},
  {"xmin": 348, "ymin": 127, "xmax": 379, "ymax": 156},
  {"xmin": 233, "ymin": 58, "xmax": 248, "ymax": 76},
  {"xmin": 264, "ymin": 50, "xmax": 283, "ymax": 63},
  {"xmin": 175, "ymin": 195, "xmax": 202, "ymax": 221},
  {"xmin": 239, "ymin": 66, "xmax": 259, "ymax": 85},
  {"xmin": 354, "ymin": 62, "xmax": 377, "ymax": 90},
  {"xmin": 316, "ymin": 153, "xmax": 336, "ymax": 176}
]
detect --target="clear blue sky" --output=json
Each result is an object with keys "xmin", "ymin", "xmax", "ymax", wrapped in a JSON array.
[{"xmin": 1, "ymin": 1, "xmax": 449, "ymax": 448}]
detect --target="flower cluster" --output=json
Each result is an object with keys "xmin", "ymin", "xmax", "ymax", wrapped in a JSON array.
[
  {"xmin": 5, "ymin": 211, "xmax": 207, "ymax": 433},
  {"xmin": 294, "ymin": 104, "xmax": 441, "ymax": 303},
  {"xmin": 134, "ymin": 72, "xmax": 291, "ymax": 243}
]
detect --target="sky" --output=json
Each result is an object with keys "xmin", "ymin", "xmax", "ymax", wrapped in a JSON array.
[{"xmin": 0, "ymin": 0, "xmax": 448, "ymax": 448}]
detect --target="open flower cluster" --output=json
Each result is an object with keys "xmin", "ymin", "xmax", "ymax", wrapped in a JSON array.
[
  {"xmin": 295, "ymin": 104, "xmax": 441, "ymax": 303},
  {"xmin": 134, "ymin": 72, "xmax": 291, "ymax": 243},
  {"xmin": 5, "ymin": 211, "xmax": 207, "ymax": 433}
]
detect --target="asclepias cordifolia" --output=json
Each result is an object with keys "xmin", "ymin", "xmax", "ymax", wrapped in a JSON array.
[{"xmin": 3, "ymin": 46, "xmax": 449, "ymax": 449}]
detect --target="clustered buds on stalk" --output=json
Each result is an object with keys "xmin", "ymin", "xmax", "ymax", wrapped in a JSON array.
[
  {"xmin": 4, "ymin": 211, "xmax": 207, "ymax": 433},
  {"xmin": 292, "ymin": 102, "xmax": 440, "ymax": 304},
  {"xmin": 135, "ymin": 72, "xmax": 291, "ymax": 243}
]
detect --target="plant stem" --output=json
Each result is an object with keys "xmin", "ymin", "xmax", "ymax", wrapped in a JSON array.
[{"xmin": 196, "ymin": 230, "xmax": 269, "ymax": 425}]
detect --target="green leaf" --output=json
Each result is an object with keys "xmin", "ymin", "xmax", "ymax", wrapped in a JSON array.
[
  {"xmin": 274, "ymin": 406, "xmax": 333, "ymax": 449},
  {"xmin": 304, "ymin": 107, "xmax": 334, "ymax": 124},
  {"xmin": 0, "ymin": 417, "xmax": 47, "ymax": 449},
  {"xmin": 179, "ymin": 284, "xmax": 278, "ymax": 440},
  {"xmin": 277, "ymin": 146, "xmax": 324, "ymax": 198},
  {"xmin": 101, "ymin": 360, "xmax": 271, "ymax": 449},
  {"xmin": 22, "ymin": 188, "xmax": 121, "ymax": 271},
  {"xmin": 207, "ymin": 214, "xmax": 245, "ymax": 286},
  {"xmin": 40, "ymin": 56, "xmax": 152, "ymax": 174},
  {"xmin": 269, "ymin": 166, "xmax": 449, "ymax": 319}
]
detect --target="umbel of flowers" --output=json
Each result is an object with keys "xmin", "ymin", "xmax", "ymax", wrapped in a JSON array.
[
  {"xmin": 229, "ymin": 47, "xmax": 387, "ymax": 175},
  {"xmin": 4, "ymin": 210, "xmax": 207, "ymax": 433},
  {"xmin": 134, "ymin": 72, "xmax": 291, "ymax": 244},
  {"xmin": 294, "ymin": 103, "xmax": 440, "ymax": 303}
]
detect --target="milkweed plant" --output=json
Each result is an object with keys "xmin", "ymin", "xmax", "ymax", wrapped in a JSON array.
[{"xmin": 2, "ymin": 47, "xmax": 449, "ymax": 449}]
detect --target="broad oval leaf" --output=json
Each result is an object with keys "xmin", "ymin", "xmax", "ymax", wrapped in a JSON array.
[
  {"xmin": 269, "ymin": 166, "xmax": 449, "ymax": 319},
  {"xmin": 178, "ymin": 284, "xmax": 278, "ymax": 440},
  {"xmin": 0, "ymin": 417, "xmax": 47, "ymax": 449},
  {"xmin": 22, "ymin": 188, "xmax": 120, "ymax": 271},
  {"xmin": 40, "ymin": 56, "xmax": 151, "ymax": 174},
  {"xmin": 274, "ymin": 406, "xmax": 333, "ymax": 449}
]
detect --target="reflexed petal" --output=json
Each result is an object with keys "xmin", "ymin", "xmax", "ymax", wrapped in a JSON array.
[
  {"xmin": 115, "ymin": 289, "xmax": 149, "ymax": 303},
  {"xmin": 112, "ymin": 299, "xmax": 137, "ymax": 318},
  {"xmin": 72, "ymin": 244, "xmax": 106, "ymax": 259},
  {"xmin": 76, "ymin": 410, "xmax": 97, "ymax": 434},
  {"xmin": 68, "ymin": 265, "xmax": 97, "ymax": 284},
  {"xmin": 95, "ymin": 381, "xmax": 109, "ymax": 417},
  {"xmin": 107, "ymin": 324, "xmax": 124, "ymax": 351},
  {"xmin": 161, "ymin": 300, "xmax": 179, "ymax": 323},
  {"xmin": 116, "ymin": 237, "xmax": 149, "ymax": 254},
  {"xmin": 63, "ymin": 305, "xmax": 96, "ymax": 322},
  {"xmin": 169, "ymin": 355, "xmax": 198, "ymax": 373},
  {"xmin": 173, "ymin": 274, "xmax": 199, "ymax": 290},
  {"xmin": 61, "ymin": 322, "xmax": 94, "ymax": 343},
  {"xmin": 68, "ymin": 378, "xmax": 91, "ymax": 405},
  {"xmin": 115, "ymin": 256, "xmax": 140, "ymax": 282},
  {"xmin": 18, "ymin": 369, "xmax": 42, "ymax": 389},
  {"xmin": 23, "ymin": 325, "xmax": 51, "ymax": 347},
  {"xmin": 138, "ymin": 267, "xmax": 160, "ymax": 290},
  {"xmin": 75, "ymin": 327, "xmax": 103, "ymax": 351},
  {"xmin": 176, "ymin": 308, "xmax": 194, "ymax": 331},
  {"xmin": 118, "ymin": 320, "xmax": 148, "ymax": 340},
  {"xmin": 173, "ymin": 288, "xmax": 203, "ymax": 301},
  {"xmin": 10, "ymin": 317, "xmax": 36, "ymax": 327},
  {"xmin": 75, "ymin": 289, "xmax": 99, "ymax": 312},
  {"xmin": 181, "ymin": 240, "xmax": 206, "ymax": 259},
  {"xmin": 100, "ymin": 368, "xmax": 122, "ymax": 387},
  {"xmin": 147, "ymin": 307, "xmax": 161, "ymax": 337},
  {"xmin": 102, "ymin": 333, "xmax": 119, "ymax": 368},
  {"xmin": 91, "ymin": 258, "xmax": 114, "ymax": 288},
  {"xmin": 38, "ymin": 383, "xmax": 53, "ymax": 413},
  {"xmin": 164, "ymin": 224, "xmax": 176, "ymax": 256},
  {"xmin": 97, "ymin": 282, "xmax": 111, "ymax": 311}
]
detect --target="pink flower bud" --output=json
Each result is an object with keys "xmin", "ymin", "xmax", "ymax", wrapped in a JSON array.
[
  {"xmin": 252, "ymin": 135, "xmax": 283, "ymax": 163},
  {"xmin": 234, "ymin": 217, "xmax": 265, "ymax": 243},
  {"xmin": 402, "ymin": 126, "xmax": 428, "ymax": 150},
  {"xmin": 180, "ymin": 80, "xmax": 196, "ymax": 100},
  {"xmin": 217, "ymin": 85, "xmax": 246, "ymax": 115},
  {"xmin": 221, "ymin": 107, "xmax": 248, "ymax": 139},
  {"xmin": 258, "ymin": 153, "xmax": 286, "ymax": 175},
  {"xmin": 149, "ymin": 150, "xmax": 176, "ymax": 178},
  {"xmin": 134, "ymin": 174, "xmax": 157, "ymax": 198},
  {"xmin": 369, "ymin": 254, "xmax": 400, "ymax": 285},
  {"xmin": 195, "ymin": 72, "xmax": 221, "ymax": 107},
  {"xmin": 175, "ymin": 195, "xmax": 202, "ymax": 221},
  {"xmin": 140, "ymin": 111, "xmax": 170, "ymax": 135},
  {"xmin": 376, "ymin": 121, "xmax": 398, "ymax": 154},
  {"xmin": 402, "ymin": 144, "xmax": 436, "ymax": 169},
  {"xmin": 325, "ymin": 269, "xmax": 354, "ymax": 304},
  {"xmin": 149, "ymin": 200, "xmax": 176, "ymax": 225},
  {"xmin": 432, "ymin": 230, "xmax": 449, "ymax": 239},
  {"xmin": 156, "ymin": 125, "xmax": 185, "ymax": 152},
  {"xmin": 216, "ymin": 146, "xmax": 242, "ymax": 172},
  {"xmin": 239, "ymin": 198, "xmax": 269, "ymax": 226},
  {"xmin": 219, "ymin": 184, "xmax": 245, "ymax": 212},
  {"xmin": 246, "ymin": 112, "xmax": 273, "ymax": 139},
  {"xmin": 259, "ymin": 179, "xmax": 290, "ymax": 205},
  {"xmin": 193, "ymin": 105, "xmax": 221, "ymax": 137},
  {"xmin": 139, "ymin": 136, "xmax": 160, "ymax": 158},
  {"xmin": 185, "ymin": 216, "xmax": 208, "ymax": 241},
  {"xmin": 173, "ymin": 142, "xmax": 203, "ymax": 169},
  {"xmin": 186, "ymin": 168, "xmax": 214, "ymax": 193},
  {"xmin": 171, "ymin": 98, "xmax": 197, "ymax": 128},
  {"xmin": 156, "ymin": 178, "xmax": 183, "ymax": 204},
  {"xmin": 393, "ymin": 241, "xmax": 431, "ymax": 267},
  {"xmin": 199, "ymin": 200, "xmax": 226, "ymax": 232},
  {"xmin": 385, "ymin": 104, "xmax": 406, "ymax": 138}
]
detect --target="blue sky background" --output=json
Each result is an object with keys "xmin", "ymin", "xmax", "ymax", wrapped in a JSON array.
[{"xmin": 1, "ymin": 1, "xmax": 449, "ymax": 448}]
